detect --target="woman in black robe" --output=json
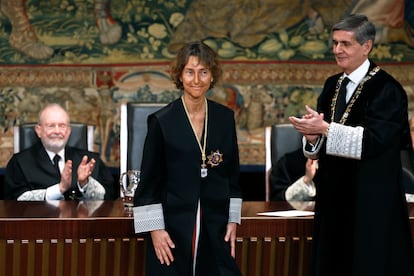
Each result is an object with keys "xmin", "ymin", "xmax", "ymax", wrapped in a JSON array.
[{"xmin": 133, "ymin": 41, "xmax": 242, "ymax": 276}]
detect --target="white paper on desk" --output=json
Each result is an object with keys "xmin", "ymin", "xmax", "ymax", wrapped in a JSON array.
[{"xmin": 257, "ymin": 210, "xmax": 314, "ymax": 217}]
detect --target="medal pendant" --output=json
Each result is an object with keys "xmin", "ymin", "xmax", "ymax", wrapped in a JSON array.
[{"xmin": 201, "ymin": 168, "xmax": 208, "ymax": 178}]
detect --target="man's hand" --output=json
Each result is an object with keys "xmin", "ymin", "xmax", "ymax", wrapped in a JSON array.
[
  {"xmin": 150, "ymin": 229, "xmax": 175, "ymax": 266},
  {"xmin": 59, "ymin": 160, "xmax": 72, "ymax": 194},
  {"xmin": 289, "ymin": 105, "xmax": 329, "ymax": 144},
  {"xmin": 77, "ymin": 155, "xmax": 95, "ymax": 186},
  {"xmin": 224, "ymin": 222, "xmax": 237, "ymax": 258},
  {"xmin": 303, "ymin": 159, "xmax": 317, "ymax": 185}
]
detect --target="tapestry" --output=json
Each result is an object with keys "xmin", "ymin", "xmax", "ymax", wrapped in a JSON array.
[{"xmin": 0, "ymin": 0, "xmax": 414, "ymax": 167}]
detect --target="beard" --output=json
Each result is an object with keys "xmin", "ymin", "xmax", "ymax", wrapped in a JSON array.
[{"xmin": 42, "ymin": 135, "xmax": 68, "ymax": 152}]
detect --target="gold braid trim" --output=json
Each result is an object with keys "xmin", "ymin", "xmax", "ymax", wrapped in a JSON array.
[{"xmin": 330, "ymin": 66, "xmax": 381, "ymax": 124}]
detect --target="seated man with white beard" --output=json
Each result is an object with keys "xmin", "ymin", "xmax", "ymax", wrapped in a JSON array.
[{"xmin": 4, "ymin": 103, "xmax": 115, "ymax": 200}]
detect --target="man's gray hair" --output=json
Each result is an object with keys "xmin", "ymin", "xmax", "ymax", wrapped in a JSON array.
[{"xmin": 332, "ymin": 14, "xmax": 376, "ymax": 46}]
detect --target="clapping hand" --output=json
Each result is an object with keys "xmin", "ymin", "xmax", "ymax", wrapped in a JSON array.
[
  {"xmin": 289, "ymin": 105, "xmax": 328, "ymax": 144},
  {"xmin": 77, "ymin": 155, "xmax": 95, "ymax": 186},
  {"xmin": 59, "ymin": 160, "xmax": 72, "ymax": 193}
]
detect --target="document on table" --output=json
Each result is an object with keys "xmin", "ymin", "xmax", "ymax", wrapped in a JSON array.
[{"xmin": 257, "ymin": 210, "xmax": 314, "ymax": 217}]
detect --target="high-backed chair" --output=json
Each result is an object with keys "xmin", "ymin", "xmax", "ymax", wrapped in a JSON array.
[
  {"xmin": 13, "ymin": 123, "xmax": 94, "ymax": 153},
  {"xmin": 400, "ymin": 149, "xmax": 414, "ymax": 194},
  {"xmin": 402, "ymin": 167, "xmax": 414, "ymax": 194},
  {"xmin": 265, "ymin": 123, "xmax": 303, "ymax": 201},
  {"xmin": 119, "ymin": 102, "xmax": 166, "ymax": 174}
]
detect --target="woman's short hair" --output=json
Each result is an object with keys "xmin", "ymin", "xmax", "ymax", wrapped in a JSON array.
[{"xmin": 170, "ymin": 41, "xmax": 222, "ymax": 90}]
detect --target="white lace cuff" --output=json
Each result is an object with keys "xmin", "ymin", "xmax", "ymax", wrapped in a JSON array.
[
  {"xmin": 133, "ymin": 203, "xmax": 165, "ymax": 233},
  {"xmin": 18, "ymin": 189, "xmax": 48, "ymax": 201},
  {"xmin": 80, "ymin": 177, "xmax": 106, "ymax": 200},
  {"xmin": 229, "ymin": 198, "xmax": 242, "ymax": 224},
  {"xmin": 326, "ymin": 122, "xmax": 363, "ymax": 159},
  {"xmin": 285, "ymin": 176, "xmax": 316, "ymax": 201}
]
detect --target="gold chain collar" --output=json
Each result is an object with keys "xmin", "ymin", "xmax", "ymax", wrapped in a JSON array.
[{"xmin": 330, "ymin": 66, "xmax": 380, "ymax": 124}]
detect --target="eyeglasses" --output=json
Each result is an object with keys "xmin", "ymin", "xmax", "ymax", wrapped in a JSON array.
[{"xmin": 41, "ymin": 123, "xmax": 69, "ymax": 131}]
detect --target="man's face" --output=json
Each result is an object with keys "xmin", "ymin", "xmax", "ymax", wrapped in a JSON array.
[
  {"xmin": 332, "ymin": 30, "xmax": 372, "ymax": 75},
  {"xmin": 35, "ymin": 106, "xmax": 71, "ymax": 153}
]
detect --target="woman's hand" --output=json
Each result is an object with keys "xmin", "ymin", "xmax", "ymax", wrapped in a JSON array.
[
  {"xmin": 150, "ymin": 229, "xmax": 175, "ymax": 266},
  {"xmin": 224, "ymin": 222, "xmax": 237, "ymax": 258}
]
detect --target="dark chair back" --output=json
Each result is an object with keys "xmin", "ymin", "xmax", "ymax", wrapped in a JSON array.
[
  {"xmin": 270, "ymin": 124, "xmax": 303, "ymax": 167},
  {"xmin": 401, "ymin": 149, "xmax": 414, "ymax": 194},
  {"xmin": 265, "ymin": 124, "xmax": 303, "ymax": 201},
  {"xmin": 14, "ymin": 123, "xmax": 94, "ymax": 152},
  {"xmin": 120, "ymin": 102, "xmax": 166, "ymax": 173},
  {"xmin": 402, "ymin": 167, "xmax": 414, "ymax": 194}
]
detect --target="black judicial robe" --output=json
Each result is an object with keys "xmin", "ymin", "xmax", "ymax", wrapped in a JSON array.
[
  {"xmin": 4, "ymin": 142, "xmax": 115, "ymax": 200},
  {"xmin": 134, "ymin": 99, "xmax": 242, "ymax": 276},
  {"xmin": 312, "ymin": 61, "xmax": 414, "ymax": 276}
]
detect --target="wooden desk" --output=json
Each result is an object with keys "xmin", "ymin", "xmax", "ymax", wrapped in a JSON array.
[
  {"xmin": 0, "ymin": 200, "xmax": 141, "ymax": 276},
  {"xmin": 0, "ymin": 200, "xmax": 413, "ymax": 276}
]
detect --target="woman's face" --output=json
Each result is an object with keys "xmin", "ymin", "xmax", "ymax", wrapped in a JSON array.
[{"xmin": 181, "ymin": 56, "xmax": 212, "ymax": 99}]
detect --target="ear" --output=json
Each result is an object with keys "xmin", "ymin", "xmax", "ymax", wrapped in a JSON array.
[
  {"xmin": 34, "ymin": 124, "xmax": 42, "ymax": 138},
  {"xmin": 363, "ymin": 40, "xmax": 373, "ymax": 56}
]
